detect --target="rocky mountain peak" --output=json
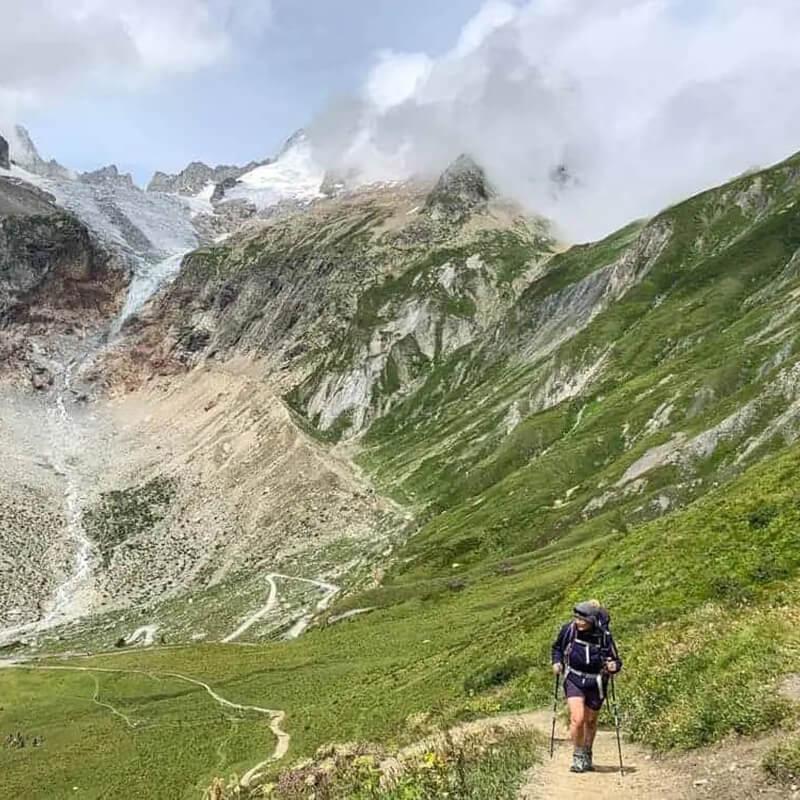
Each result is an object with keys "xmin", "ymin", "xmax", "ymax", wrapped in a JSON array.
[
  {"xmin": 10, "ymin": 125, "xmax": 73, "ymax": 180},
  {"xmin": 147, "ymin": 162, "xmax": 212, "ymax": 194},
  {"xmin": 0, "ymin": 134, "xmax": 8, "ymax": 170},
  {"xmin": 147, "ymin": 159, "xmax": 268, "ymax": 196},
  {"xmin": 80, "ymin": 164, "xmax": 137, "ymax": 190},
  {"xmin": 278, "ymin": 129, "xmax": 308, "ymax": 157},
  {"xmin": 424, "ymin": 154, "xmax": 495, "ymax": 222}
]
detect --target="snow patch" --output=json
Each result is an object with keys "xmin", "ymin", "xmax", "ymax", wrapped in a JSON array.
[
  {"xmin": 182, "ymin": 181, "xmax": 215, "ymax": 217},
  {"xmin": 227, "ymin": 140, "xmax": 324, "ymax": 210}
]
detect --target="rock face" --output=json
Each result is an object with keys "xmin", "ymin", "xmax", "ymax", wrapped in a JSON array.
[
  {"xmin": 9, "ymin": 125, "xmax": 73, "ymax": 180},
  {"xmin": 0, "ymin": 198, "xmax": 107, "ymax": 318},
  {"xmin": 80, "ymin": 165, "xmax": 137, "ymax": 190},
  {"xmin": 0, "ymin": 177, "xmax": 57, "ymax": 217},
  {"xmin": 424, "ymin": 154, "xmax": 495, "ymax": 222},
  {"xmin": 107, "ymin": 170, "xmax": 554, "ymax": 435},
  {"xmin": 0, "ymin": 178, "xmax": 124, "ymax": 329},
  {"xmin": 0, "ymin": 135, "xmax": 8, "ymax": 170},
  {"xmin": 147, "ymin": 159, "xmax": 266, "ymax": 195}
]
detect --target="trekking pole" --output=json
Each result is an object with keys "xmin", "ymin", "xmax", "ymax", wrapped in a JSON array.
[
  {"xmin": 549, "ymin": 672, "xmax": 560, "ymax": 758},
  {"xmin": 608, "ymin": 675, "xmax": 625, "ymax": 776}
]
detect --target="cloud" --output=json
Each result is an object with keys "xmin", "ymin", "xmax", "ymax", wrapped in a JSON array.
[
  {"xmin": 366, "ymin": 51, "xmax": 433, "ymax": 113},
  {"xmin": 310, "ymin": 0, "xmax": 800, "ymax": 239},
  {"xmin": 0, "ymin": 0, "xmax": 272, "ymax": 120}
]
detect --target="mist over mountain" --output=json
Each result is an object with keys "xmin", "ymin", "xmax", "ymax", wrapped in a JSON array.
[{"xmin": 306, "ymin": 0, "xmax": 800, "ymax": 238}]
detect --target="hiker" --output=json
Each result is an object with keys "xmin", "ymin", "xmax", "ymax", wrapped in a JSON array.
[{"xmin": 551, "ymin": 599, "xmax": 622, "ymax": 773}]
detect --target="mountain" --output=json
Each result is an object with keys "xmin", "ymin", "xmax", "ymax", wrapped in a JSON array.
[
  {"xmin": 144, "ymin": 130, "xmax": 317, "ymax": 208},
  {"xmin": 147, "ymin": 159, "xmax": 266, "ymax": 195},
  {"xmin": 424, "ymin": 153, "xmax": 496, "ymax": 221},
  {"xmin": 2, "ymin": 131, "xmax": 800, "ymax": 799},
  {"xmin": 8, "ymin": 124, "xmax": 73, "ymax": 180},
  {"xmin": 79, "ymin": 164, "xmax": 137, "ymax": 190}
]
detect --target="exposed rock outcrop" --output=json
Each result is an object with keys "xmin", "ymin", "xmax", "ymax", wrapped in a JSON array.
[
  {"xmin": 104, "ymin": 174, "xmax": 554, "ymax": 435},
  {"xmin": 0, "ymin": 177, "xmax": 126, "ymax": 380},
  {"xmin": 80, "ymin": 165, "xmax": 137, "ymax": 190},
  {"xmin": 9, "ymin": 125, "xmax": 73, "ymax": 180},
  {"xmin": 147, "ymin": 159, "xmax": 266, "ymax": 196},
  {"xmin": 0, "ymin": 204, "xmax": 117, "ymax": 319},
  {"xmin": 424, "ymin": 154, "xmax": 495, "ymax": 223},
  {"xmin": 0, "ymin": 135, "xmax": 8, "ymax": 170}
]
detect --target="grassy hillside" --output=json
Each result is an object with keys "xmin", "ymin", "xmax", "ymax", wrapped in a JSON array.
[{"xmin": 4, "ymin": 438, "xmax": 798, "ymax": 796}]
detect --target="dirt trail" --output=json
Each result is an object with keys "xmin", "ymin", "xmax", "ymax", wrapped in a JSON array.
[
  {"xmin": 518, "ymin": 710, "xmax": 689, "ymax": 799},
  {"xmin": 222, "ymin": 575, "xmax": 279, "ymax": 643},
  {"xmin": 3, "ymin": 663, "xmax": 289, "ymax": 787},
  {"xmin": 89, "ymin": 673, "xmax": 139, "ymax": 729},
  {"xmin": 222, "ymin": 573, "xmax": 340, "ymax": 643},
  {"xmin": 398, "ymin": 709, "xmax": 691, "ymax": 798}
]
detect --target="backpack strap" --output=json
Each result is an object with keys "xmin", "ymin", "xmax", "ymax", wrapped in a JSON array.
[{"xmin": 564, "ymin": 621, "xmax": 578, "ymax": 661}]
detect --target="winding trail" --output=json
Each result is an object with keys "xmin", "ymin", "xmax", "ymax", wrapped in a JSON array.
[
  {"xmin": 222, "ymin": 576, "xmax": 279, "ymax": 643},
  {"xmin": 4, "ymin": 662, "xmax": 290, "ymax": 786},
  {"xmin": 89, "ymin": 674, "xmax": 139, "ymax": 729},
  {"xmin": 222, "ymin": 573, "xmax": 340, "ymax": 643}
]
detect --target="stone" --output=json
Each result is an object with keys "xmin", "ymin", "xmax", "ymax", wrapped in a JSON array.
[
  {"xmin": 210, "ymin": 176, "xmax": 239, "ymax": 203},
  {"xmin": 31, "ymin": 369, "xmax": 53, "ymax": 391},
  {"xmin": 0, "ymin": 135, "xmax": 8, "ymax": 170},
  {"xmin": 147, "ymin": 158, "xmax": 269, "ymax": 195}
]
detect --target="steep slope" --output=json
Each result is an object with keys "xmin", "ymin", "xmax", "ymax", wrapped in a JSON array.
[
  {"xmin": 0, "ymin": 176, "xmax": 124, "ymax": 379},
  {"xmin": 151, "ymin": 149, "xmax": 800, "ymax": 790},
  {"xmin": 108, "ymin": 159, "xmax": 554, "ymax": 430},
  {"xmin": 358, "ymin": 153, "xmax": 800, "ymax": 562}
]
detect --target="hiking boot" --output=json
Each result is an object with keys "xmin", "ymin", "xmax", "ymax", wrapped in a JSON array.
[
  {"xmin": 585, "ymin": 747, "xmax": 594, "ymax": 771},
  {"xmin": 570, "ymin": 748, "xmax": 588, "ymax": 773}
]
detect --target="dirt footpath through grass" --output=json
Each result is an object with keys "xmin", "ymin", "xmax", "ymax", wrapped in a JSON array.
[
  {"xmin": 517, "ymin": 708, "xmax": 796, "ymax": 800},
  {"xmin": 518, "ymin": 710, "xmax": 688, "ymax": 799}
]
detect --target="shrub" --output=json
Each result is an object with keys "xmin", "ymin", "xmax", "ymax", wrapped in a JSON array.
[
  {"xmin": 763, "ymin": 736, "xmax": 800, "ymax": 784},
  {"xmin": 208, "ymin": 729, "xmax": 538, "ymax": 800}
]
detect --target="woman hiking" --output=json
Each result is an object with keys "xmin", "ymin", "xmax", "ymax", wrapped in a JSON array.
[{"xmin": 551, "ymin": 599, "xmax": 622, "ymax": 773}]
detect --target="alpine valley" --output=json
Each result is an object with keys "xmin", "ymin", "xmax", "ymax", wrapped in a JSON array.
[{"xmin": 1, "ymin": 122, "xmax": 800, "ymax": 799}]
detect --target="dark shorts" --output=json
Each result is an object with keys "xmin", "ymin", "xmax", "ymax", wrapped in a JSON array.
[{"xmin": 564, "ymin": 672, "xmax": 607, "ymax": 711}]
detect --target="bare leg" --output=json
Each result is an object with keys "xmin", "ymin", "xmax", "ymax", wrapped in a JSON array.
[
  {"xmin": 583, "ymin": 706, "xmax": 600, "ymax": 750},
  {"xmin": 567, "ymin": 696, "xmax": 586, "ymax": 748}
]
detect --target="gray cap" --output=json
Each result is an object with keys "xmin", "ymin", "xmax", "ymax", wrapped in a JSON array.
[{"xmin": 573, "ymin": 601, "xmax": 598, "ymax": 621}]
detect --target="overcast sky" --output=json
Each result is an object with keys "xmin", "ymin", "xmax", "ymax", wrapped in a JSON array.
[
  {"xmin": 0, "ymin": 0, "xmax": 486, "ymax": 181},
  {"xmin": 3, "ymin": 1, "xmax": 800, "ymax": 238}
]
